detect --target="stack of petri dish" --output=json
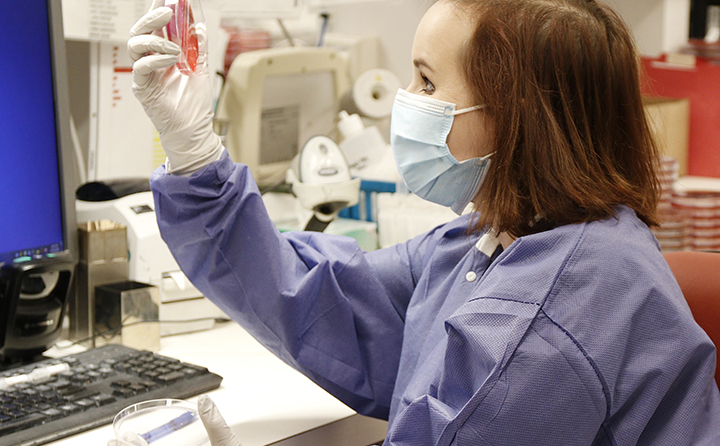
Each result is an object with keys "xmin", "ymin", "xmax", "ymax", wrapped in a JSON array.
[
  {"xmin": 222, "ymin": 27, "xmax": 271, "ymax": 74},
  {"xmin": 658, "ymin": 156, "xmax": 679, "ymax": 209},
  {"xmin": 653, "ymin": 207, "xmax": 692, "ymax": 252},
  {"xmin": 670, "ymin": 176, "xmax": 720, "ymax": 252},
  {"xmin": 671, "ymin": 190, "xmax": 720, "ymax": 251},
  {"xmin": 652, "ymin": 157, "xmax": 691, "ymax": 252}
]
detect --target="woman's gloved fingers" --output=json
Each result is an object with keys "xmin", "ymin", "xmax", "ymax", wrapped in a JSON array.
[
  {"xmin": 129, "ymin": 6, "xmax": 173, "ymax": 37},
  {"xmin": 128, "ymin": 34, "xmax": 181, "ymax": 62},
  {"xmin": 132, "ymin": 54, "xmax": 179, "ymax": 86},
  {"xmin": 198, "ymin": 395, "xmax": 243, "ymax": 446}
]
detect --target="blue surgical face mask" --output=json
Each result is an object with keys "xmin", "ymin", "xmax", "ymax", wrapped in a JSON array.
[{"xmin": 390, "ymin": 88, "xmax": 493, "ymax": 214}]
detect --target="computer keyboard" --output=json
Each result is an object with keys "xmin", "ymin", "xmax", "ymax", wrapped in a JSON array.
[{"xmin": 0, "ymin": 344, "xmax": 223, "ymax": 446}]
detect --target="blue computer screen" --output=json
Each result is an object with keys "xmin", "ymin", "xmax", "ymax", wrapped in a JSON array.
[{"xmin": 0, "ymin": 0, "xmax": 64, "ymax": 264}]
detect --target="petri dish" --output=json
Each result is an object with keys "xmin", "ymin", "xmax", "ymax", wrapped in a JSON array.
[
  {"xmin": 113, "ymin": 399, "xmax": 209, "ymax": 446},
  {"xmin": 164, "ymin": 0, "xmax": 206, "ymax": 75}
]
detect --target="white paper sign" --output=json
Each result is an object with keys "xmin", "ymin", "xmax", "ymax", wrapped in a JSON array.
[
  {"xmin": 63, "ymin": 0, "xmax": 148, "ymax": 42},
  {"xmin": 202, "ymin": 0, "xmax": 301, "ymax": 17}
]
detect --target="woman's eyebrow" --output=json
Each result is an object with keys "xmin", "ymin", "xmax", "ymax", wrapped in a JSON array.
[{"xmin": 413, "ymin": 58, "xmax": 435, "ymax": 73}]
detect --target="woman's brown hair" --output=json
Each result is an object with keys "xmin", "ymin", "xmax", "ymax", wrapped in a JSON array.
[{"xmin": 452, "ymin": 0, "xmax": 661, "ymax": 237}]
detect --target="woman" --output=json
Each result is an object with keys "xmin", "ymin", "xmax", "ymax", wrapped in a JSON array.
[{"xmin": 128, "ymin": 0, "xmax": 720, "ymax": 444}]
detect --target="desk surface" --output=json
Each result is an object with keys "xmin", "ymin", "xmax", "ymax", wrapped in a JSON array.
[{"xmin": 46, "ymin": 322, "xmax": 387, "ymax": 446}]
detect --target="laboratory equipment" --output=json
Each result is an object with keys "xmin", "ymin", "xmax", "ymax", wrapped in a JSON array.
[
  {"xmin": 164, "ymin": 0, "xmax": 206, "ymax": 75},
  {"xmin": 337, "ymin": 110, "xmax": 397, "ymax": 180},
  {"xmin": 114, "ymin": 399, "xmax": 209, "ymax": 446},
  {"xmin": 0, "ymin": 0, "xmax": 77, "ymax": 363},
  {"xmin": 71, "ymin": 220, "xmax": 129, "ymax": 344},
  {"xmin": 340, "ymin": 68, "xmax": 401, "ymax": 119},
  {"xmin": 286, "ymin": 136, "xmax": 361, "ymax": 232},
  {"xmin": 76, "ymin": 191, "xmax": 228, "ymax": 336},
  {"xmin": 0, "ymin": 344, "xmax": 222, "ymax": 446},
  {"xmin": 216, "ymin": 46, "xmax": 351, "ymax": 187}
]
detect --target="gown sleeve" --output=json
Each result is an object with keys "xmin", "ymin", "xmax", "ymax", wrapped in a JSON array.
[{"xmin": 150, "ymin": 153, "xmax": 436, "ymax": 419}]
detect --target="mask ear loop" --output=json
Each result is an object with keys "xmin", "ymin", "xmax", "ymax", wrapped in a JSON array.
[{"xmin": 451, "ymin": 104, "xmax": 485, "ymax": 115}]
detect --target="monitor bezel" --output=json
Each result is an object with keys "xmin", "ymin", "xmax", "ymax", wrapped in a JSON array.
[{"xmin": 47, "ymin": 0, "xmax": 78, "ymax": 266}]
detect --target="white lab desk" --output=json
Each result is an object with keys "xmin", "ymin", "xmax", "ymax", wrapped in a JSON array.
[{"xmin": 46, "ymin": 322, "xmax": 387, "ymax": 446}]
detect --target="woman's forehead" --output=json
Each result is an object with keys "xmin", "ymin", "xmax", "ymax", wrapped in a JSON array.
[{"xmin": 412, "ymin": 1, "xmax": 475, "ymax": 72}]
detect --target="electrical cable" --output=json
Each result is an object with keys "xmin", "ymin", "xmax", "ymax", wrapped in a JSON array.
[
  {"xmin": 276, "ymin": 19, "xmax": 295, "ymax": 47},
  {"xmin": 317, "ymin": 13, "xmax": 330, "ymax": 47}
]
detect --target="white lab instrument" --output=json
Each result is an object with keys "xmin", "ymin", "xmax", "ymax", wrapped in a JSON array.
[
  {"xmin": 76, "ymin": 192, "xmax": 227, "ymax": 336},
  {"xmin": 286, "ymin": 135, "xmax": 361, "ymax": 231},
  {"xmin": 336, "ymin": 110, "xmax": 399, "ymax": 182},
  {"xmin": 340, "ymin": 68, "xmax": 401, "ymax": 119},
  {"xmin": 216, "ymin": 46, "xmax": 351, "ymax": 187}
]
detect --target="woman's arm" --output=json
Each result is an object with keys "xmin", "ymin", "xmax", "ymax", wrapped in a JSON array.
[{"xmin": 150, "ymin": 153, "xmax": 429, "ymax": 418}]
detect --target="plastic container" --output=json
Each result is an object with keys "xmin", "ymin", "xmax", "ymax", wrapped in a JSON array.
[
  {"xmin": 164, "ymin": 0, "xmax": 206, "ymax": 76},
  {"xmin": 113, "ymin": 399, "xmax": 209, "ymax": 446}
]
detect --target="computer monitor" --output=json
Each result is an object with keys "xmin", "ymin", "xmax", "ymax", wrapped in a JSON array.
[{"xmin": 0, "ymin": 0, "xmax": 78, "ymax": 363}]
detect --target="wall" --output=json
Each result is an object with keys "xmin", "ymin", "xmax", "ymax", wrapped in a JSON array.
[
  {"xmin": 220, "ymin": 0, "xmax": 430, "ymax": 85},
  {"xmin": 599, "ymin": 0, "xmax": 691, "ymax": 56},
  {"xmin": 307, "ymin": 0, "xmax": 430, "ymax": 85}
]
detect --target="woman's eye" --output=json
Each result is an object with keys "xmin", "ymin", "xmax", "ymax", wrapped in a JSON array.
[{"xmin": 420, "ymin": 75, "xmax": 435, "ymax": 94}]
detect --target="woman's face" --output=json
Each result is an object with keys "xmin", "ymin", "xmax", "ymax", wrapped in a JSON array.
[{"xmin": 407, "ymin": 0, "xmax": 494, "ymax": 161}]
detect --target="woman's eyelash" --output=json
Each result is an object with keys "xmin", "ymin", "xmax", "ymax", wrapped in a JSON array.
[{"xmin": 420, "ymin": 74, "xmax": 435, "ymax": 93}]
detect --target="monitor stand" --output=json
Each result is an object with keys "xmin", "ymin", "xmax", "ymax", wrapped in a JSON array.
[{"xmin": 0, "ymin": 259, "xmax": 75, "ymax": 371}]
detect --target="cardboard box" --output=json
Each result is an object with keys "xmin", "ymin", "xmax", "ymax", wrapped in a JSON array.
[{"xmin": 643, "ymin": 96, "xmax": 690, "ymax": 176}]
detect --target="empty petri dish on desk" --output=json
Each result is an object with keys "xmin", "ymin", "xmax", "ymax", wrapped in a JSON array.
[{"xmin": 113, "ymin": 399, "xmax": 209, "ymax": 446}]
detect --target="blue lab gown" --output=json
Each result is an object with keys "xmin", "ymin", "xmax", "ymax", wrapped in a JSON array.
[{"xmin": 151, "ymin": 152, "xmax": 720, "ymax": 445}]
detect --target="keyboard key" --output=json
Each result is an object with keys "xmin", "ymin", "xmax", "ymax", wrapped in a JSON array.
[
  {"xmin": 58, "ymin": 404, "xmax": 81, "ymax": 415},
  {"xmin": 90, "ymin": 394, "xmax": 116, "ymax": 406},
  {"xmin": 0, "ymin": 412, "xmax": 47, "ymax": 435},
  {"xmin": 74, "ymin": 399, "xmax": 96, "ymax": 409},
  {"xmin": 47, "ymin": 380, "xmax": 71, "ymax": 390},
  {"xmin": 63, "ymin": 389, "xmax": 99, "ymax": 403},
  {"xmin": 70, "ymin": 374, "xmax": 91, "ymax": 384},
  {"xmin": 58, "ymin": 384, "xmax": 85, "ymax": 397},
  {"xmin": 40, "ymin": 408, "xmax": 63, "ymax": 418},
  {"xmin": 112, "ymin": 387, "xmax": 135, "ymax": 398},
  {"xmin": 186, "ymin": 365, "xmax": 209, "ymax": 374},
  {"xmin": 156, "ymin": 371, "xmax": 185, "ymax": 384}
]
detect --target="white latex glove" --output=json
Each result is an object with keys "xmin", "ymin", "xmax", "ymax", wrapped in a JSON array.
[
  {"xmin": 106, "ymin": 396, "xmax": 241, "ymax": 446},
  {"xmin": 198, "ymin": 395, "xmax": 243, "ymax": 446},
  {"xmin": 127, "ymin": 0, "xmax": 223, "ymax": 175}
]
